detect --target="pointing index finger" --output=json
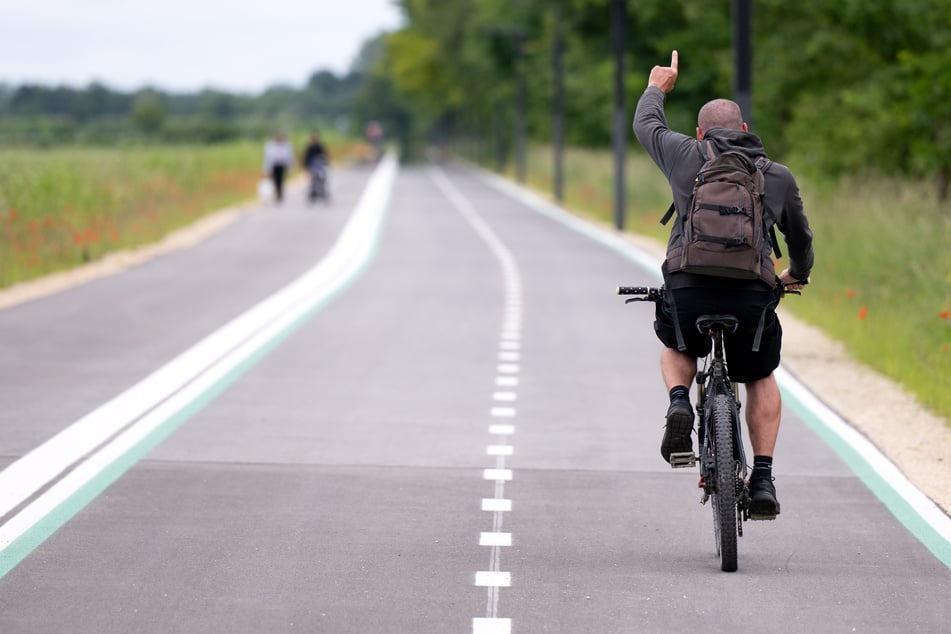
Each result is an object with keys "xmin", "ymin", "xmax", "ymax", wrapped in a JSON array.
[{"xmin": 671, "ymin": 50, "xmax": 679, "ymax": 71}]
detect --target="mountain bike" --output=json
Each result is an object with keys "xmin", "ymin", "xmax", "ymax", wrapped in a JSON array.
[{"xmin": 617, "ymin": 284, "xmax": 798, "ymax": 572}]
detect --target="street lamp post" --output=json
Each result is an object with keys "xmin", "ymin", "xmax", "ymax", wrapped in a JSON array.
[
  {"xmin": 733, "ymin": 0, "xmax": 753, "ymax": 129},
  {"xmin": 552, "ymin": 4, "xmax": 565, "ymax": 202},
  {"xmin": 483, "ymin": 25, "xmax": 527, "ymax": 183},
  {"xmin": 611, "ymin": 0, "xmax": 627, "ymax": 231},
  {"xmin": 515, "ymin": 36, "xmax": 527, "ymax": 183}
]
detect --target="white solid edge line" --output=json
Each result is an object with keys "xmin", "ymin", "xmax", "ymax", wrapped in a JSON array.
[
  {"xmin": 0, "ymin": 154, "xmax": 399, "ymax": 549},
  {"xmin": 474, "ymin": 165, "xmax": 951, "ymax": 545}
]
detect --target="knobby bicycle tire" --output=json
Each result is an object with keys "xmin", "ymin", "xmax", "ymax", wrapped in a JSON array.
[{"xmin": 712, "ymin": 392, "xmax": 739, "ymax": 572}]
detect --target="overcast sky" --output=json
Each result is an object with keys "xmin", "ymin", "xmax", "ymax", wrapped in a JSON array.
[{"xmin": 0, "ymin": 0, "xmax": 405, "ymax": 93}]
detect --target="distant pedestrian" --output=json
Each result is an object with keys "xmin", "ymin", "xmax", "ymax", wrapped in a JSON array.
[{"xmin": 263, "ymin": 133, "xmax": 293, "ymax": 202}]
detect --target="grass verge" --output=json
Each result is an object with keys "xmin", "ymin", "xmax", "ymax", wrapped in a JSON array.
[
  {"xmin": 0, "ymin": 135, "xmax": 368, "ymax": 288},
  {"xmin": 0, "ymin": 142, "xmax": 261, "ymax": 287}
]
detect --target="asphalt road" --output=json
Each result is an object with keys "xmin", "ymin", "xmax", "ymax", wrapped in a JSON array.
[{"xmin": 0, "ymin": 159, "xmax": 948, "ymax": 633}]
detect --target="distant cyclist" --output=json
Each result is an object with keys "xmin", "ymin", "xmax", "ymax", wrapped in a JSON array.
[
  {"xmin": 302, "ymin": 131, "xmax": 330, "ymax": 202},
  {"xmin": 632, "ymin": 50, "xmax": 814, "ymax": 519}
]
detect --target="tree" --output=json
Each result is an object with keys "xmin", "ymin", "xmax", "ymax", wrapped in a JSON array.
[{"xmin": 130, "ymin": 90, "xmax": 166, "ymax": 135}]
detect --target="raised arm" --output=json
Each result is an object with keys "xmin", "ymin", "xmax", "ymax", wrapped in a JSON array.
[{"xmin": 633, "ymin": 50, "xmax": 695, "ymax": 180}]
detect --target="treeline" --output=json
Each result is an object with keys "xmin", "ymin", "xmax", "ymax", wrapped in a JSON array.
[
  {"xmin": 0, "ymin": 38, "xmax": 388, "ymax": 147},
  {"xmin": 5, "ymin": 0, "xmax": 951, "ymax": 196},
  {"xmin": 367, "ymin": 0, "xmax": 951, "ymax": 197}
]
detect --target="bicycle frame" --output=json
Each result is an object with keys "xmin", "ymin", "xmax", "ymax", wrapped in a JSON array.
[
  {"xmin": 691, "ymin": 317, "xmax": 749, "ymax": 572},
  {"xmin": 696, "ymin": 324, "xmax": 750, "ymax": 517},
  {"xmin": 618, "ymin": 285, "xmax": 758, "ymax": 572}
]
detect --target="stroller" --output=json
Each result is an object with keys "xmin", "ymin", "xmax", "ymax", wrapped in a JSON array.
[{"xmin": 307, "ymin": 156, "xmax": 329, "ymax": 203}]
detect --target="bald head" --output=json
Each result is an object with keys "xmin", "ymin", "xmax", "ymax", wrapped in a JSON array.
[{"xmin": 697, "ymin": 99, "xmax": 745, "ymax": 133}]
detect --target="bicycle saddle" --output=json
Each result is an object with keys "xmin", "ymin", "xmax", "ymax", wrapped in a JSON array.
[{"xmin": 695, "ymin": 314, "xmax": 739, "ymax": 333}]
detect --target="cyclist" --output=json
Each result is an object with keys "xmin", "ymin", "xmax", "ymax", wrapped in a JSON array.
[
  {"xmin": 301, "ymin": 131, "xmax": 330, "ymax": 202},
  {"xmin": 632, "ymin": 51, "xmax": 813, "ymax": 519}
]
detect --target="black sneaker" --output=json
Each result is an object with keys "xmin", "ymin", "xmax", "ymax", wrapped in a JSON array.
[
  {"xmin": 661, "ymin": 400, "xmax": 694, "ymax": 463},
  {"xmin": 748, "ymin": 477, "xmax": 781, "ymax": 520}
]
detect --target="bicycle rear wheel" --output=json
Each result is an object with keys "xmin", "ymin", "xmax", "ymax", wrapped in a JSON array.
[{"xmin": 711, "ymin": 393, "xmax": 738, "ymax": 572}]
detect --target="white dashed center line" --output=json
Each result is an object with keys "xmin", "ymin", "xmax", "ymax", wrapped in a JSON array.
[
  {"xmin": 481, "ymin": 499, "xmax": 512, "ymax": 512},
  {"xmin": 428, "ymin": 167, "xmax": 521, "ymax": 634}
]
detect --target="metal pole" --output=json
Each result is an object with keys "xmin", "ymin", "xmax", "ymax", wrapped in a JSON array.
[
  {"xmin": 483, "ymin": 25, "xmax": 527, "ymax": 179},
  {"xmin": 552, "ymin": 4, "xmax": 565, "ymax": 202},
  {"xmin": 494, "ymin": 102, "xmax": 506, "ymax": 172},
  {"xmin": 515, "ymin": 35, "xmax": 527, "ymax": 183},
  {"xmin": 611, "ymin": 0, "xmax": 626, "ymax": 231},
  {"xmin": 733, "ymin": 0, "xmax": 753, "ymax": 129}
]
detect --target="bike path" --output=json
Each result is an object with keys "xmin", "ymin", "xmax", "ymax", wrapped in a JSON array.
[
  {"xmin": 0, "ymin": 169, "xmax": 367, "ymax": 459},
  {"xmin": 431, "ymin": 165, "xmax": 951, "ymax": 632},
  {"xmin": 0, "ymin": 164, "xmax": 497, "ymax": 631},
  {"xmin": 0, "ymin": 162, "xmax": 947, "ymax": 633}
]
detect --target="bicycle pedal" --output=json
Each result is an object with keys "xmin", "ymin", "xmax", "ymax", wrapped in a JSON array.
[{"xmin": 668, "ymin": 452, "xmax": 696, "ymax": 468}]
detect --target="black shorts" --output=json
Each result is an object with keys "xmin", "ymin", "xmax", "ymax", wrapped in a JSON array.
[{"xmin": 654, "ymin": 286, "xmax": 782, "ymax": 383}]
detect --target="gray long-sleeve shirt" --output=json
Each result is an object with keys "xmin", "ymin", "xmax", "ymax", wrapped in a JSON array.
[{"xmin": 633, "ymin": 86, "xmax": 814, "ymax": 285}]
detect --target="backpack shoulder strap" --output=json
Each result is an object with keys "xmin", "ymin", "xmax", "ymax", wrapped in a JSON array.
[
  {"xmin": 660, "ymin": 202, "xmax": 676, "ymax": 226},
  {"xmin": 660, "ymin": 140, "xmax": 720, "ymax": 226},
  {"xmin": 753, "ymin": 156, "xmax": 783, "ymax": 258}
]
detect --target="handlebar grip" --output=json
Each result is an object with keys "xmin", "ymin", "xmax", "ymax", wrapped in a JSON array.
[{"xmin": 617, "ymin": 286, "xmax": 653, "ymax": 295}]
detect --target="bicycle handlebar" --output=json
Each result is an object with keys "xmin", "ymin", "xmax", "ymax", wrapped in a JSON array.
[
  {"xmin": 616, "ymin": 286, "xmax": 663, "ymax": 303},
  {"xmin": 616, "ymin": 286, "xmax": 658, "ymax": 295},
  {"xmin": 617, "ymin": 280, "xmax": 806, "ymax": 301}
]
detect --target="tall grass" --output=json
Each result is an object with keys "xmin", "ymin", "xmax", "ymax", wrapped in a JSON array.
[
  {"xmin": 0, "ymin": 143, "xmax": 262, "ymax": 286},
  {"xmin": 792, "ymin": 176, "xmax": 951, "ymax": 418},
  {"xmin": 0, "ymin": 134, "xmax": 367, "ymax": 288},
  {"xmin": 500, "ymin": 144, "xmax": 951, "ymax": 422}
]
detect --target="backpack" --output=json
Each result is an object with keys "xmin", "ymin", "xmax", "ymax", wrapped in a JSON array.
[{"xmin": 661, "ymin": 140, "xmax": 781, "ymax": 282}]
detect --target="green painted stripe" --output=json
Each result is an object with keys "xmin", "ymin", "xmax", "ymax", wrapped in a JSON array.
[
  {"xmin": 782, "ymin": 390, "xmax": 951, "ymax": 569},
  {"xmin": 0, "ymin": 168, "xmax": 395, "ymax": 580}
]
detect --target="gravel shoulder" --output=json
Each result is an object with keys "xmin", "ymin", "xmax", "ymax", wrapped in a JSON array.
[{"xmin": 2, "ymin": 189, "xmax": 949, "ymax": 518}]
